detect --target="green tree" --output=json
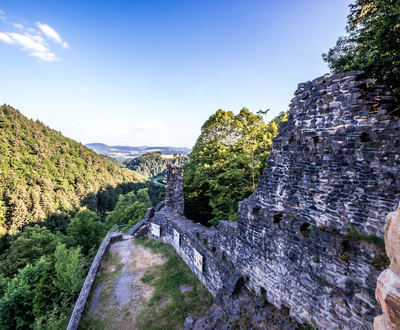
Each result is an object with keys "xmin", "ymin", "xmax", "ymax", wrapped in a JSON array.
[
  {"xmin": 67, "ymin": 209, "xmax": 106, "ymax": 256},
  {"xmin": 53, "ymin": 244, "xmax": 84, "ymax": 304},
  {"xmin": 0, "ymin": 201, "xmax": 6, "ymax": 236},
  {"xmin": 0, "ymin": 260, "xmax": 46, "ymax": 329},
  {"xmin": 106, "ymin": 188, "xmax": 152, "ymax": 228},
  {"xmin": 184, "ymin": 108, "xmax": 286, "ymax": 225},
  {"xmin": 32, "ymin": 245, "xmax": 84, "ymax": 327},
  {"xmin": 0, "ymin": 105, "xmax": 143, "ymax": 236},
  {"xmin": 125, "ymin": 152, "xmax": 188, "ymax": 179},
  {"xmin": 0, "ymin": 225, "xmax": 60, "ymax": 277},
  {"xmin": 323, "ymin": 0, "xmax": 400, "ymax": 97}
]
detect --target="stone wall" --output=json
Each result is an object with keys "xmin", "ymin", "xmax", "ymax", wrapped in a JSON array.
[
  {"xmin": 142, "ymin": 71, "xmax": 400, "ymax": 329},
  {"xmin": 165, "ymin": 164, "xmax": 184, "ymax": 215},
  {"xmin": 247, "ymin": 70, "xmax": 400, "ymax": 238},
  {"xmin": 236, "ymin": 70, "xmax": 400, "ymax": 327},
  {"xmin": 67, "ymin": 231, "xmax": 122, "ymax": 330}
]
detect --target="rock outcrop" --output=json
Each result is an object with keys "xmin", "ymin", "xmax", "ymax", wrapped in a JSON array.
[
  {"xmin": 374, "ymin": 203, "xmax": 400, "ymax": 330},
  {"xmin": 139, "ymin": 71, "xmax": 400, "ymax": 329}
]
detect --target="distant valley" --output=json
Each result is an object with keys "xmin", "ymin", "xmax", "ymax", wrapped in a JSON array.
[{"xmin": 86, "ymin": 143, "xmax": 191, "ymax": 160}]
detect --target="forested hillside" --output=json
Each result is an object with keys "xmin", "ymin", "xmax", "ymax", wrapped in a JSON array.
[
  {"xmin": 0, "ymin": 105, "xmax": 144, "ymax": 235},
  {"xmin": 124, "ymin": 152, "xmax": 188, "ymax": 179},
  {"xmin": 0, "ymin": 105, "xmax": 165, "ymax": 329}
]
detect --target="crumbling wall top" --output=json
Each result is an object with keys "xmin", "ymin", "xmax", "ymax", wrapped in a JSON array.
[{"xmin": 165, "ymin": 164, "xmax": 184, "ymax": 215}]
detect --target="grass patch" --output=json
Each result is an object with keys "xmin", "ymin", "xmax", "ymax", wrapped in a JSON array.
[
  {"xmin": 134, "ymin": 237, "xmax": 213, "ymax": 330},
  {"xmin": 346, "ymin": 226, "xmax": 385, "ymax": 247}
]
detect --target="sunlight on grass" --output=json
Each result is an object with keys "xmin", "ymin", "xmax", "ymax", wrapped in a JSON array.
[{"xmin": 134, "ymin": 237, "xmax": 213, "ymax": 330}]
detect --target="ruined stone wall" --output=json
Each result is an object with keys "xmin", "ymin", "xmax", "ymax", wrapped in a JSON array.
[
  {"xmin": 143, "ymin": 208, "xmax": 238, "ymax": 297},
  {"xmin": 165, "ymin": 164, "xmax": 185, "ymax": 215},
  {"xmin": 236, "ymin": 70, "xmax": 400, "ymax": 327},
  {"xmin": 247, "ymin": 70, "xmax": 400, "ymax": 237},
  {"xmin": 143, "ymin": 71, "xmax": 400, "ymax": 329}
]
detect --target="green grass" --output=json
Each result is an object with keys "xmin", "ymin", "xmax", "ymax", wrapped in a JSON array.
[
  {"xmin": 134, "ymin": 237, "xmax": 213, "ymax": 330},
  {"xmin": 346, "ymin": 226, "xmax": 385, "ymax": 247}
]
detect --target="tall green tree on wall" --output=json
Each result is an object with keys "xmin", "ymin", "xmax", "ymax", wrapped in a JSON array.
[
  {"xmin": 323, "ymin": 0, "xmax": 400, "ymax": 97},
  {"xmin": 183, "ymin": 108, "xmax": 286, "ymax": 226}
]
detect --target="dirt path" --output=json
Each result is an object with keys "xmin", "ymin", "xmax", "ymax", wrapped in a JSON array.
[{"xmin": 81, "ymin": 238, "xmax": 166, "ymax": 330}]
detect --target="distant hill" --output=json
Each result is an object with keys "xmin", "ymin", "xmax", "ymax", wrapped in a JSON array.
[
  {"xmin": 0, "ymin": 105, "xmax": 143, "ymax": 235},
  {"xmin": 86, "ymin": 143, "xmax": 191, "ymax": 160},
  {"xmin": 124, "ymin": 152, "xmax": 188, "ymax": 180}
]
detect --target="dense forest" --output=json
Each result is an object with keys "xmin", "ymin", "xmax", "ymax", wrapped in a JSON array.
[
  {"xmin": 0, "ymin": 105, "xmax": 165, "ymax": 328},
  {"xmin": 124, "ymin": 152, "xmax": 188, "ymax": 179},
  {"xmin": 0, "ymin": 105, "xmax": 145, "ymax": 236},
  {"xmin": 183, "ymin": 108, "xmax": 287, "ymax": 226}
]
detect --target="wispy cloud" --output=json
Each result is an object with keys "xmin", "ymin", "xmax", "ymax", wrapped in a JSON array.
[
  {"xmin": 0, "ymin": 32, "xmax": 13, "ymax": 44},
  {"xmin": 36, "ymin": 22, "xmax": 69, "ymax": 49},
  {"xmin": 0, "ymin": 9, "xmax": 6, "ymax": 21},
  {"xmin": 0, "ymin": 32, "xmax": 59, "ymax": 62},
  {"xmin": 0, "ymin": 9, "xmax": 69, "ymax": 62},
  {"xmin": 12, "ymin": 23, "xmax": 23, "ymax": 30}
]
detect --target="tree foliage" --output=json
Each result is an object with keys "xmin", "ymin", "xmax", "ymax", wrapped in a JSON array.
[
  {"xmin": 184, "ymin": 108, "xmax": 286, "ymax": 225},
  {"xmin": 323, "ymin": 0, "xmax": 400, "ymax": 97},
  {"xmin": 67, "ymin": 209, "xmax": 106, "ymax": 256},
  {"xmin": 0, "ymin": 105, "xmax": 143, "ymax": 235},
  {"xmin": 0, "ymin": 260, "xmax": 46, "ymax": 329},
  {"xmin": 0, "ymin": 105, "xmax": 166, "ymax": 328},
  {"xmin": 105, "ymin": 188, "xmax": 152, "ymax": 228},
  {"xmin": 0, "ymin": 225, "xmax": 60, "ymax": 277},
  {"xmin": 124, "ymin": 152, "xmax": 188, "ymax": 179}
]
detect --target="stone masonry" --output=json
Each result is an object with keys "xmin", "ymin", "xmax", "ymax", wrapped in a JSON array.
[
  {"xmin": 165, "ymin": 164, "xmax": 184, "ymax": 215},
  {"xmin": 138, "ymin": 71, "xmax": 400, "ymax": 329}
]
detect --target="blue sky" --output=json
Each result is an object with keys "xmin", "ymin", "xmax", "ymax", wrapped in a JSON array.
[{"xmin": 0, "ymin": 0, "xmax": 352, "ymax": 147}]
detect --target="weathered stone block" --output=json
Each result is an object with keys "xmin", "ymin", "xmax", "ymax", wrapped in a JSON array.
[
  {"xmin": 376, "ymin": 269, "xmax": 400, "ymax": 328},
  {"xmin": 385, "ymin": 203, "xmax": 400, "ymax": 276}
]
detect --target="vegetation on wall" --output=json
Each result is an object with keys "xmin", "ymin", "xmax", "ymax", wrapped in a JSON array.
[
  {"xmin": 183, "ymin": 108, "xmax": 287, "ymax": 226},
  {"xmin": 323, "ymin": 0, "xmax": 400, "ymax": 98}
]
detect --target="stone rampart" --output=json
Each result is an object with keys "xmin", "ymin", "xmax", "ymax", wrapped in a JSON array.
[
  {"xmin": 67, "ymin": 232, "xmax": 122, "ymax": 330},
  {"xmin": 143, "ymin": 71, "xmax": 400, "ymax": 329}
]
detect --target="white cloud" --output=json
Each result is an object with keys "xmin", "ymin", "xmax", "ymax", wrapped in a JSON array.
[
  {"xmin": 0, "ymin": 32, "xmax": 59, "ymax": 62},
  {"xmin": 0, "ymin": 32, "xmax": 13, "ymax": 44},
  {"xmin": 30, "ymin": 51, "xmax": 58, "ymax": 62},
  {"xmin": 36, "ymin": 22, "xmax": 68, "ymax": 48},
  {"xmin": 0, "ymin": 10, "xmax": 69, "ymax": 62},
  {"xmin": 0, "ymin": 9, "xmax": 6, "ymax": 21},
  {"xmin": 12, "ymin": 23, "xmax": 23, "ymax": 30}
]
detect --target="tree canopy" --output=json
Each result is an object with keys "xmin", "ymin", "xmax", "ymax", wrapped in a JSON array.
[
  {"xmin": 0, "ymin": 105, "xmax": 143, "ymax": 235},
  {"xmin": 323, "ymin": 0, "xmax": 400, "ymax": 97},
  {"xmin": 124, "ymin": 152, "xmax": 188, "ymax": 179},
  {"xmin": 183, "ymin": 108, "xmax": 286, "ymax": 226},
  {"xmin": 105, "ymin": 188, "xmax": 152, "ymax": 228}
]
